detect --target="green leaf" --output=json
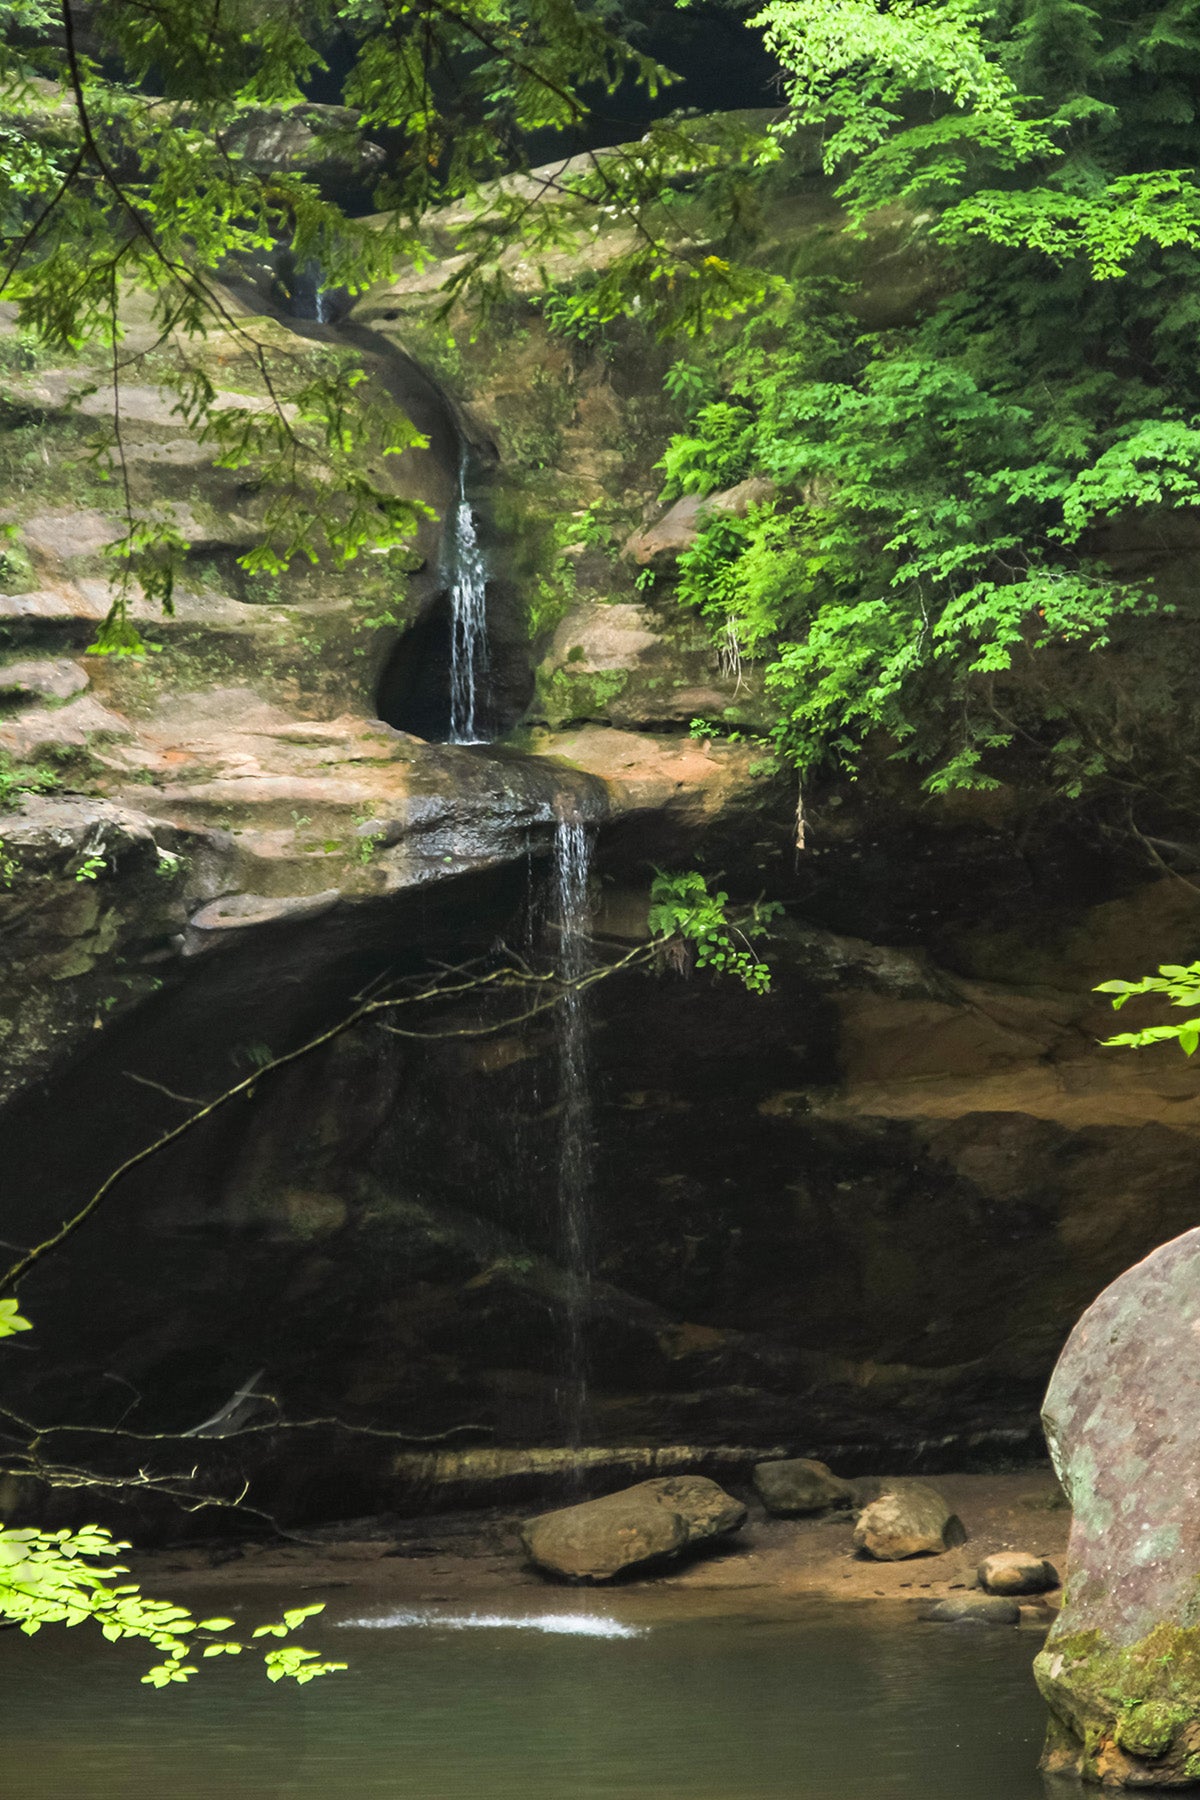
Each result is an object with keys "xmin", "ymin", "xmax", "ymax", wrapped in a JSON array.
[{"xmin": 0, "ymin": 1299, "xmax": 32, "ymax": 1340}]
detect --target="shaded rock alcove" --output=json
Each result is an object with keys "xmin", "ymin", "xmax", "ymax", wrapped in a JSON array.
[
  {"xmin": 373, "ymin": 573, "xmax": 535, "ymax": 743},
  {"xmin": 5, "ymin": 796, "xmax": 1200, "ymax": 1540}
]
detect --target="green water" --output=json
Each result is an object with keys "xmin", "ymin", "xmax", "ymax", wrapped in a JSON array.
[{"xmin": 1, "ymin": 1597, "xmax": 1054, "ymax": 1798}]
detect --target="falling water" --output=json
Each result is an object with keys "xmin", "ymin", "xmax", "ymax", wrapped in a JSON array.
[
  {"xmin": 552, "ymin": 813, "xmax": 595, "ymax": 1455},
  {"xmin": 278, "ymin": 256, "xmax": 345, "ymax": 324},
  {"xmin": 447, "ymin": 462, "xmax": 490, "ymax": 744}
]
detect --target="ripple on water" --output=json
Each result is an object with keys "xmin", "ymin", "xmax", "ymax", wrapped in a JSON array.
[{"xmin": 337, "ymin": 1609, "xmax": 644, "ymax": 1638}]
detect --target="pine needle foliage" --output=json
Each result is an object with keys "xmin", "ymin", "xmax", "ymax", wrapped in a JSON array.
[{"xmin": 0, "ymin": 1, "xmax": 766, "ymax": 651}]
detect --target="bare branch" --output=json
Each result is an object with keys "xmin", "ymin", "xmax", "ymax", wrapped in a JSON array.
[{"xmin": 1, "ymin": 944, "xmax": 655, "ymax": 1296}]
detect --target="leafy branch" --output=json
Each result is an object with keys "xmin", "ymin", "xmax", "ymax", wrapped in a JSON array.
[
  {"xmin": 0, "ymin": 1518, "xmax": 346, "ymax": 1687},
  {"xmin": 648, "ymin": 871, "xmax": 780, "ymax": 994},
  {"xmin": 1096, "ymin": 962, "xmax": 1200, "ymax": 1056}
]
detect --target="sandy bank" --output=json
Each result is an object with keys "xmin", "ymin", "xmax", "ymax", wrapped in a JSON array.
[{"xmin": 131, "ymin": 1468, "xmax": 1069, "ymax": 1625}]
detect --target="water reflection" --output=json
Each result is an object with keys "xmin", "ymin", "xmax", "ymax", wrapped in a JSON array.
[{"xmin": 2, "ymin": 1599, "xmax": 1051, "ymax": 1799}]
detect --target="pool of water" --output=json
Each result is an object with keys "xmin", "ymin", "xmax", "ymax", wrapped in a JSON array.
[{"xmin": 1, "ymin": 1595, "xmax": 1054, "ymax": 1798}]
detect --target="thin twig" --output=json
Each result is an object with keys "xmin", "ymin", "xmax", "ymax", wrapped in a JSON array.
[
  {"xmin": 1, "ymin": 946, "xmax": 653, "ymax": 1296},
  {"xmin": 123, "ymin": 1072, "xmax": 208, "ymax": 1106}
]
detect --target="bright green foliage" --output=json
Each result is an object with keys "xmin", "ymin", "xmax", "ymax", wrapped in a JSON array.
[
  {"xmin": 0, "ymin": 1299, "xmax": 31, "ymax": 1338},
  {"xmin": 0, "ymin": 1, "xmax": 765, "ymax": 652},
  {"xmin": 658, "ymin": 401, "xmax": 755, "ymax": 496},
  {"xmin": 0, "ymin": 1525, "xmax": 347, "ymax": 1685},
  {"xmin": 0, "ymin": 1312, "xmax": 345, "ymax": 1684},
  {"xmin": 660, "ymin": 0, "xmax": 1200, "ymax": 792},
  {"xmin": 1097, "ymin": 963, "xmax": 1200, "ymax": 1055},
  {"xmin": 648, "ymin": 870, "xmax": 780, "ymax": 993}
]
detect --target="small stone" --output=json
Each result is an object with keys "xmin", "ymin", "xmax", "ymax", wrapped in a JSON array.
[
  {"xmin": 752, "ymin": 1457, "xmax": 853, "ymax": 1516},
  {"xmin": 922, "ymin": 1594, "xmax": 1020, "ymax": 1627},
  {"xmin": 977, "ymin": 1550, "xmax": 1058, "ymax": 1595},
  {"xmin": 853, "ymin": 1480, "xmax": 966, "ymax": 1561}
]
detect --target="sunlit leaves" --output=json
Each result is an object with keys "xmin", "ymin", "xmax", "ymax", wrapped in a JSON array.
[
  {"xmin": 0, "ymin": 1299, "xmax": 31, "ymax": 1339},
  {"xmin": 1097, "ymin": 963, "xmax": 1200, "ymax": 1055},
  {"xmin": 648, "ymin": 871, "xmax": 780, "ymax": 994},
  {"xmin": 0, "ymin": 1519, "xmax": 346, "ymax": 1686},
  {"xmin": 655, "ymin": 0, "xmax": 1200, "ymax": 796}
]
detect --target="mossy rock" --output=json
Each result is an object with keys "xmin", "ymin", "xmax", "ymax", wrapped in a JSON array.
[{"xmin": 1035, "ymin": 1226, "xmax": 1200, "ymax": 1785}]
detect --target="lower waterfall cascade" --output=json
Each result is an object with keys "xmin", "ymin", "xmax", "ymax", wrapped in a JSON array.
[{"xmin": 550, "ymin": 812, "xmax": 596, "ymax": 1457}]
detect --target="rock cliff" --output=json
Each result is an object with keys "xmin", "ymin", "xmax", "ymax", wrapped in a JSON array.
[{"xmin": 2, "ymin": 121, "xmax": 1198, "ymax": 1527}]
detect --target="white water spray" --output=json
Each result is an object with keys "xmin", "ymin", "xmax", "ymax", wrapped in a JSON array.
[
  {"xmin": 338, "ymin": 1610, "xmax": 643, "ymax": 1638},
  {"xmin": 447, "ymin": 461, "xmax": 490, "ymax": 743}
]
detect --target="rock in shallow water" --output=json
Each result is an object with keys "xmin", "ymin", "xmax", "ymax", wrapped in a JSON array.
[
  {"xmin": 977, "ymin": 1551, "xmax": 1057, "ymax": 1595},
  {"xmin": 521, "ymin": 1475, "xmax": 747, "ymax": 1582},
  {"xmin": 853, "ymin": 1481, "xmax": 966, "ymax": 1561},
  {"xmin": 1035, "ymin": 1225, "xmax": 1200, "ymax": 1786},
  {"xmin": 921, "ymin": 1594, "xmax": 1020, "ymax": 1626},
  {"xmin": 753, "ymin": 1457, "xmax": 853, "ymax": 1516}
]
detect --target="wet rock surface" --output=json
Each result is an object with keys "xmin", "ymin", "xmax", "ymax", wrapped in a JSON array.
[
  {"xmin": 1035, "ymin": 1226, "xmax": 1200, "ymax": 1786},
  {"xmin": 521, "ymin": 1475, "xmax": 747, "ymax": 1581}
]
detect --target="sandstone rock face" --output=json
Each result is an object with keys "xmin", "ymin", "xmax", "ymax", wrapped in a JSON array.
[
  {"xmin": 522, "ymin": 1476, "xmax": 747, "ymax": 1581},
  {"xmin": 0, "ymin": 795, "xmax": 200, "ymax": 1106},
  {"xmin": 853, "ymin": 1482, "xmax": 965, "ymax": 1560},
  {"xmin": 221, "ymin": 103, "xmax": 386, "ymax": 194},
  {"xmin": 623, "ymin": 478, "xmax": 777, "ymax": 566},
  {"xmin": 978, "ymin": 1551, "xmax": 1057, "ymax": 1595},
  {"xmin": 1035, "ymin": 1226, "xmax": 1200, "ymax": 1786},
  {"xmin": 397, "ymin": 1445, "xmax": 783, "ymax": 1511},
  {"xmin": 10, "ymin": 130, "xmax": 1200, "ymax": 1526},
  {"xmin": 530, "ymin": 601, "xmax": 740, "ymax": 729},
  {"xmin": 753, "ymin": 1457, "xmax": 852, "ymax": 1516}
]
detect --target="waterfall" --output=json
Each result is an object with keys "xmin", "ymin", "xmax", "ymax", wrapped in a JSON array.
[
  {"xmin": 447, "ymin": 461, "xmax": 490, "ymax": 744},
  {"xmin": 551, "ymin": 813, "xmax": 595, "ymax": 1454}
]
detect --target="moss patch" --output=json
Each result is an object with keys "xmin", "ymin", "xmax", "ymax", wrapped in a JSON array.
[{"xmin": 1037, "ymin": 1619, "xmax": 1200, "ymax": 1783}]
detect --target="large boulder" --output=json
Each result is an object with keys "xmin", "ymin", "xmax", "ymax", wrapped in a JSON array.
[
  {"xmin": 853, "ymin": 1480, "xmax": 966, "ymax": 1560},
  {"xmin": 522, "ymin": 1475, "xmax": 747, "ymax": 1581},
  {"xmin": 753, "ymin": 1457, "xmax": 853, "ymax": 1516},
  {"xmin": 1035, "ymin": 1227, "xmax": 1200, "ymax": 1786}
]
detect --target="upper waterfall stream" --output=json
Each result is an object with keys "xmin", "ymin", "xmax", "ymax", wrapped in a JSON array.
[{"xmin": 446, "ymin": 460, "xmax": 491, "ymax": 744}]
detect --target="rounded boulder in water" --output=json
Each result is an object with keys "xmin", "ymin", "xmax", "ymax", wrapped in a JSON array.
[
  {"xmin": 521, "ymin": 1475, "xmax": 747, "ymax": 1582},
  {"xmin": 921, "ymin": 1594, "xmax": 1020, "ymax": 1627},
  {"xmin": 753, "ymin": 1457, "xmax": 853, "ymax": 1516}
]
